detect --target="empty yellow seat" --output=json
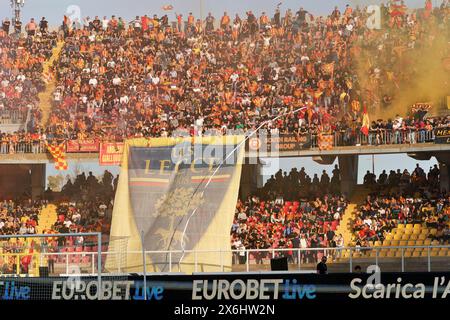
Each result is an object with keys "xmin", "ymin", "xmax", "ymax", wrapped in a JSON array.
[
  {"xmin": 399, "ymin": 240, "xmax": 408, "ymax": 246},
  {"xmin": 412, "ymin": 251, "xmax": 421, "ymax": 257},
  {"xmin": 404, "ymin": 251, "xmax": 413, "ymax": 258},
  {"xmin": 418, "ymin": 234, "xmax": 427, "ymax": 240},
  {"xmin": 404, "ymin": 229, "xmax": 413, "ymax": 235},
  {"xmin": 415, "ymin": 240, "xmax": 424, "ymax": 246},
  {"xmin": 424, "ymin": 239, "xmax": 432, "ymax": 245},
  {"xmin": 378, "ymin": 251, "xmax": 387, "ymax": 258},
  {"xmin": 421, "ymin": 228, "xmax": 429, "ymax": 234},
  {"xmin": 405, "ymin": 224, "xmax": 413, "ymax": 230},
  {"xmin": 385, "ymin": 234, "xmax": 393, "ymax": 240},
  {"xmin": 409, "ymin": 234, "xmax": 418, "ymax": 240},
  {"xmin": 429, "ymin": 229, "xmax": 437, "ymax": 235},
  {"xmin": 420, "ymin": 251, "xmax": 429, "ymax": 257},
  {"xmin": 387, "ymin": 251, "xmax": 396, "ymax": 258},
  {"xmin": 407, "ymin": 240, "xmax": 416, "ymax": 246},
  {"xmin": 438, "ymin": 250, "xmax": 447, "ymax": 257},
  {"xmin": 374, "ymin": 241, "xmax": 381, "ymax": 247},
  {"xmin": 413, "ymin": 224, "xmax": 422, "ymax": 229},
  {"xmin": 397, "ymin": 224, "xmax": 405, "ymax": 230},
  {"xmin": 401, "ymin": 234, "xmax": 410, "ymax": 240},
  {"xmin": 383, "ymin": 240, "xmax": 391, "ymax": 246},
  {"xmin": 394, "ymin": 234, "xmax": 402, "ymax": 240},
  {"xmin": 431, "ymin": 240, "xmax": 440, "ymax": 246},
  {"xmin": 412, "ymin": 229, "xmax": 421, "ymax": 235},
  {"xmin": 390, "ymin": 240, "xmax": 400, "ymax": 246}
]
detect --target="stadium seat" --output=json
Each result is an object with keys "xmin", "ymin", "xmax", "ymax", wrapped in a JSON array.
[
  {"xmin": 397, "ymin": 224, "xmax": 405, "ymax": 230},
  {"xmin": 420, "ymin": 251, "xmax": 429, "ymax": 258},
  {"xmin": 421, "ymin": 228, "xmax": 429, "ymax": 234},
  {"xmin": 401, "ymin": 234, "xmax": 410, "ymax": 240},
  {"xmin": 383, "ymin": 240, "xmax": 391, "ymax": 246},
  {"xmin": 438, "ymin": 250, "xmax": 448, "ymax": 257},
  {"xmin": 409, "ymin": 234, "xmax": 418, "ymax": 240},
  {"xmin": 424, "ymin": 239, "xmax": 432, "ymax": 245},
  {"xmin": 429, "ymin": 229, "xmax": 437, "ymax": 235},
  {"xmin": 399, "ymin": 240, "xmax": 408, "ymax": 246},
  {"xmin": 404, "ymin": 251, "xmax": 413, "ymax": 258},
  {"xmin": 412, "ymin": 229, "xmax": 421, "ymax": 235},
  {"xmin": 405, "ymin": 224, "xmax": 413, "ymax": 230},
  {"xmin": 415, "ymin": 240, "xmax": 424, "ymax": 246},
  {"xmin": 385, "ymin": 234, "xmax": 393, "ymax": 241},
  {"xmin": 407, "ymin": 240, "xmax": 416, "ymax": 246},
  {"xmin": 390, "ymin": 240, "xmax": 400, "ymax": 246},
  {"xmin": 413, "ymin": 224, "xmax": 422, "ymax": 229},
  {"xmin": 394, "ymin": 234, "xmax": 402, "ymax": 240},
  {"xmin": 418, "ymin": 234, "xmax": 427, "ymax": 240}
]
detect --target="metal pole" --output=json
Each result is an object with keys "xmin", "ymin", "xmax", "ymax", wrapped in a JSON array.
[
  {"xmin": 401, "ymin": 248, "xmax": 404, "ymax": 272},
  {"xmin": 298, "ymin": 249, "xmax": 301, "ymax": 271},
  {"xmin": 65, "ymin": 253, "xmax": 69, "ymax": 274},
  {"xmin": 427, "ymin": 247, "xmax": 431, "ymax": 272},
  {"xmin": 375, "ymin": 248, "xmax": 379, "ymax": 269},
  {"xmin": 169, "ymin": 251, "xmax": 172, "ymax": 273},
  {"xmin": 140, "ymin": 230, "xmax": 147, "ymax": 300},
  {"xmin": 246, "ymin": 250, "xmax": 249, "ymax": 272},
  {"xmin": 349, "ymin": 248, "xmax": 353, "ymax": 273},
  {"xmin": 97, "ymin": 233, "xmax": 102, "ymax": 300},
  {"xmin": 372, "ymin": 154, "xmax": 375, "ymax": 174},
  {"xmin": 91, "ymin": 253, "xmax": 95, "ymax": 275}
]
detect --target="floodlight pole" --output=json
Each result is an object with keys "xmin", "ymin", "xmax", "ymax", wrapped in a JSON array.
[{"xmin": 10, "ymin": 0, "xmax": 25, "ymax": 23}]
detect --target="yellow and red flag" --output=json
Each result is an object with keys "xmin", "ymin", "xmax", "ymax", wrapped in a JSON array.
[
  {"xmin": 45, "ymin": 141, "xmax": 68, "ymax": 170},
  {"xmin": 361, "ymin": 107, "xmax": 370, "ymax": 136}
]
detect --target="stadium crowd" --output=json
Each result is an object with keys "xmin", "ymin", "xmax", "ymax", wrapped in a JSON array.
[
  {"xmin": 231, "ymin": 167, "xmax": 347, "ymax": 263},
  {"xmin": 0, "ymin": 199, "xmax": 43, "ymax": 235},
  {"xmin": 353, "ymin": 164, "xmax": 450, "ymax": 246},
  {"xmin": 0, "ymin": 26, "xmax": 57, "ymax": 127}
]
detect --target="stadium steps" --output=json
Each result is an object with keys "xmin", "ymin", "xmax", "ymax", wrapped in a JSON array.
[
  {"xmin": 335, "ymin": 185, "xmax": 368, "ymax": 247},
  {"xmin": 38, "ymin": 40, "xmax": 65, "ymax": 126},
  {"xmin": 36, "ymin": 204, "xmax": 58, "ymax": 234}
]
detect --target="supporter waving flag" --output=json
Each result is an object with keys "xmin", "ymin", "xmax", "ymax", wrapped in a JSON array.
[
  {"xmin": 361, "ymin": 107, "xmax": 370, "ymax": 136},
  {"xmin": 45, "ymin": 140, "xmax": 68, "ymax": 171}
]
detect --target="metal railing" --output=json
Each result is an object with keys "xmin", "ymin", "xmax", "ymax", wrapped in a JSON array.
[
  {"xmin": 2, "ymin": 245, "xmax": 448, "ymax": 276},
  {"xmin": 0, "ymin": 109, "xmax": 27, "ymax": 125},
  {"xmin": 310, "ymin": 129, "xmax": 435, "ymax": 148},
  {"xmin": 0, "ymin": 129, "xmax": 439, "ymax": 155}
]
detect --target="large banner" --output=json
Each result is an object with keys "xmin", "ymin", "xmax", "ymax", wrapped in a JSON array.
[
  {"xmin": 107, "ymin": 136, "xmax": 244, "ymax": 273},
  {"xmin": 247, "ymin": 133, "xmax": 311, "ymax": 153},
  {"xmin": 434, "ymin": 127, "xmax": 450, "ymax": 144},
  {"xmin": 99, "ymin": 142, "xmax": 125, "ymax": 165},
  {"xmin": 66, "ymin": 139, "xmax": 100, "ymax": 153}
]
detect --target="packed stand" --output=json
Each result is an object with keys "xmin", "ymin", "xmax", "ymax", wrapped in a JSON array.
[
  {"xmin": 352, "ymin": 164, "xmax": 450, "ymax": 247},
  {"xmin": 0, "ymin": 17, "xmax": 57, "ymax": 128},
  {"xmin": 231, "ymin": 167, "xmax": 347, "ymax": 264},
  {"xmin": 40, "ymin": 2, "xmax": 449, "ymax": 144}
]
